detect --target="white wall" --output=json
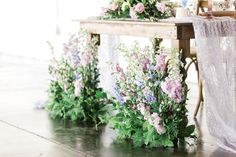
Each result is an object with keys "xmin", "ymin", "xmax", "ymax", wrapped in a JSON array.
[{"xmin": 0, "ymin": 0, "xmax": 109, "ymax": 60}]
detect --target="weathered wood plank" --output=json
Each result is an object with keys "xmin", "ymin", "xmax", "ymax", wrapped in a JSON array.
[{"xmin": 77, "ymin": 19, "xmax": 194, "ymax": 39}]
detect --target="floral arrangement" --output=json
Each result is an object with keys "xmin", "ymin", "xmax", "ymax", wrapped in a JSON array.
[
  {"xmin": 47, "ymin": 31, "xmax": 109, "ymax": 129},
  {"xmin": 101, "ymin": 0, "xmax": 175, "ymax": 21},
  {"xmin": 110, "ymin": 42, "xmax": 195, "ymax": 147}
]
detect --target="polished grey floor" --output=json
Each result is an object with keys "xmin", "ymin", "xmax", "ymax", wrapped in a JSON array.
[{"xmin": 0, "ymin": 56, "xmax": 235, "ymax": 157}]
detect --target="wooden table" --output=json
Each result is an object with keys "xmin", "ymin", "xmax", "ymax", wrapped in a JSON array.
[
  {"xmin": 76, "ymin": 19, "xmax": 195, "ymax": 78},
  {"xmin": 76, "ymin": 19, "xmax": 201, "ymax": 115}
]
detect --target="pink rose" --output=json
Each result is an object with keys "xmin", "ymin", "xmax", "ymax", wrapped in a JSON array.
[
  {"xmin": 156, "ymin": 2, "xmax": 167, "ymax": 13},
  {"xmin": 134, "ymin": 3, "xmax": 145, "ymax": 14}
]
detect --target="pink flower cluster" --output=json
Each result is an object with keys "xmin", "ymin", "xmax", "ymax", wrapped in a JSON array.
[
  {"xmin": 155, "ymin": 2, "xmax": 167, "ymax": 13},
  {"xmin": 161, "ymin": 78, "xmax": 182, "ymax": 103},
  {"xmin": 154, "ymin": 54, "xmax": 167, "ymax": 72},
  {"xmin": 137, "ymin": 103, "xmax": 166, "ymax": 134}
]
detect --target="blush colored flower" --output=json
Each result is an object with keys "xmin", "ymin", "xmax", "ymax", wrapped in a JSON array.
[
  {"xmin": 109, "ymin": 2, "xmax": 119, "ymax": 11},
  {"xmin": 141, "ymin": 58, "xmax": 150, "ymax": 70},
  {"xmin": 154, "ymin": 54, "xmax": 167, "ymax": 72},
  {"xmin": 80, "ymin": 53, "xmax": 93, "ymax": 67},
  {"xmin": 151, "ymin": 113, "xmax": 166, "ymax": 134},
  {"xmin": 114, "ymin": 63, "xmax": 124, "ymax": 73},
  {"xmin": 156, "ymin": 2, "xmax": 167, "ymax": 13},
  {"xmin": 161, "ymin": 78, "xmax": 182, "ymax": 103},
  {"xmin": 137, "ymin": 103, "xmax": 146, "ymax": 115},
  {"xmin": 74, "ymin": 79, "xmax": 83, "ymax": 96},
  {"xmin": 129, "ymin": 7, "xmax": 137, "ymax": 19},
  {"xmin": 134, "ymin": 3, "xmax": 145, "ymax": 14}
]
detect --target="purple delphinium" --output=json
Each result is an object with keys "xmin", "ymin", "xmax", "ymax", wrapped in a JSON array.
[{"xmin": 154, "ymin": 54, "xmax": 167, "ymax": 72}]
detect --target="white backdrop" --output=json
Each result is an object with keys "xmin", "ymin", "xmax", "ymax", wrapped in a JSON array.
[{"xmin": 0, "ymin": 0, "xmax": 108, "ymax": 60}]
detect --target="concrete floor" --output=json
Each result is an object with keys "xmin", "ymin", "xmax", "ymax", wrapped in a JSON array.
[{"xmin": 0, "ymin": 56, "xmax": 235, "ymax": 157}]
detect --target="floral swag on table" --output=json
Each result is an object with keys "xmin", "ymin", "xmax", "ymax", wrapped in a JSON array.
[
  {"xmin": 101, "ymin": 0, "xmax": 175, "ymax": 21},
  {"xmin": 110, "ymin": 42, "xmax": 195, "ymax": 147},
  {"xmin": 47, "ymin": 31, "xmax": 109, "ymax": 129}
]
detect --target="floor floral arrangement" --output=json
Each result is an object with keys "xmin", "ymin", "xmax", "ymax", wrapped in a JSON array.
[
  {"xmin": 47, "ymin": 31, "xmax": 110, "ymax": 129},
  {"xmin": 109, "ymin": 42, "xmax": 195, "ymax": 147},
  {"xmin": 101, "ymin": 0, "xmax": 176, "ymax": 21}
]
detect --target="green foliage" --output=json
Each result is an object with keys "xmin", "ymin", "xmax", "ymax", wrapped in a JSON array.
[{"xmin": 46, "ymin": 31, "xmax": 110, "ymax": 129}]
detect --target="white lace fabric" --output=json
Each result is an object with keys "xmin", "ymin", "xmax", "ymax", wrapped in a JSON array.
[{"xmin": 191, "ymin": 16, "xmax": 236, "ymax": 153}]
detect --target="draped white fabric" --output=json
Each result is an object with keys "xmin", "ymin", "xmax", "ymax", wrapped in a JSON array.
[{"xmin": 192, "ymin": 17, "xmax": 236, "ymax": 153}]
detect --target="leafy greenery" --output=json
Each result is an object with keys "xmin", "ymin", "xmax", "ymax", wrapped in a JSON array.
[{"xmin": 47, "ymin": 31, "xmax": 110, "ymax": 129}]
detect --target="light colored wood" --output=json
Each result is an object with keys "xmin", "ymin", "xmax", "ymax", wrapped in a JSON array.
[
  {"xmin": 77, "ymin": 19, "xmax": 194, "ymax": 40},
  {"xmin": 199, "ymin": 11, "xmax": 236, "ymax": 18}
]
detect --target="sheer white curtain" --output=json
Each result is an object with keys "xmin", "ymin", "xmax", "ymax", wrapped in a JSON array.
[{"xmin": 192, "ymin": 17, "xmax": 236, "ymax": 153}]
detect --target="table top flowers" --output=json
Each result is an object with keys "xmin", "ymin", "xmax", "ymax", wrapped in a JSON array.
[{"xmin": 101, "ymin": 0, "xmax": 176, "ymax": 21}]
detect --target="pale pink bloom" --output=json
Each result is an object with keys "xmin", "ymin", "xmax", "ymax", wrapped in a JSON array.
[
  {"xmin": 109, "ymin": 2, "xmax": 119, "ymax": 11},
  {"xmin": 137, "ymin": 103, "xmax": 146, "ymax": 115},
  {"xmin": 156, "ymin": 2, "xmax": 167, "ymax": 13},
  {"xmin": 80, "ymin": 53, "xmax": 93, "ymax": 67},
  {"xmin": 154, "ymin": 54, "xmax": 167, "ymax": 72},
  {"xmin": 151, "ymin": 113, "xmax": 166, "ymax": 134},
  {"xmin": 141, "ymin": 58, "xmax": 150, "ymax": 70},
  {"xmin": 134, "ymin": 3, "xmax": 145, "ymax": 13},
  {"xmin": 63, "ymin": 43, "xmax": 69, "ymax": 54},
  {"xmin": 74, "ymin": 79, "xmax": 83, "ymax": 96},
  {"xmin": 129, "ymin": 7, "xmax": 137, "ymax": 19},
  {"xmin": 119, "ymin": 72, "xmax": 126, "ymax": 81},
  {"xmin": 161, "ymin": 78, "xmax": 182, "ymax": 103},
  {"xmin": 114, "ymin": 63, "xmax": 124, "ymax": 73},
  {"xmin": 131, "ymin": 52, "xmax": 138, "ymax": 60}
]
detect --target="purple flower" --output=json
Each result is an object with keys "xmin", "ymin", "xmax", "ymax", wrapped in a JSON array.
[
  {"xmin": 141, "ymin": 58, "xmax": 150, "ymax": 70},
  {"xmin": 156, "ymin": 2, "xmax": 167, "ymax": 13},
  {"xmin": 145, "ymin": 91, "xmax": 156, "ymax": 103},
  {"xmin": 70, "ymin": 50, "xmax": 80, "ymax": 68},
  {"xmin": 134, "ymin": 3, "xmax": 145, "ymax": 14},
  {"xmin": 161, "ymin": 78, "xmax": 182, "ymax": 103},
  {"xmin": 113, "ymin": 86, "xmax": 125, "ymax": 104},
  {"xmin": 154, "ymin": 54, "xmax": 166, "ymax": 72}
]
